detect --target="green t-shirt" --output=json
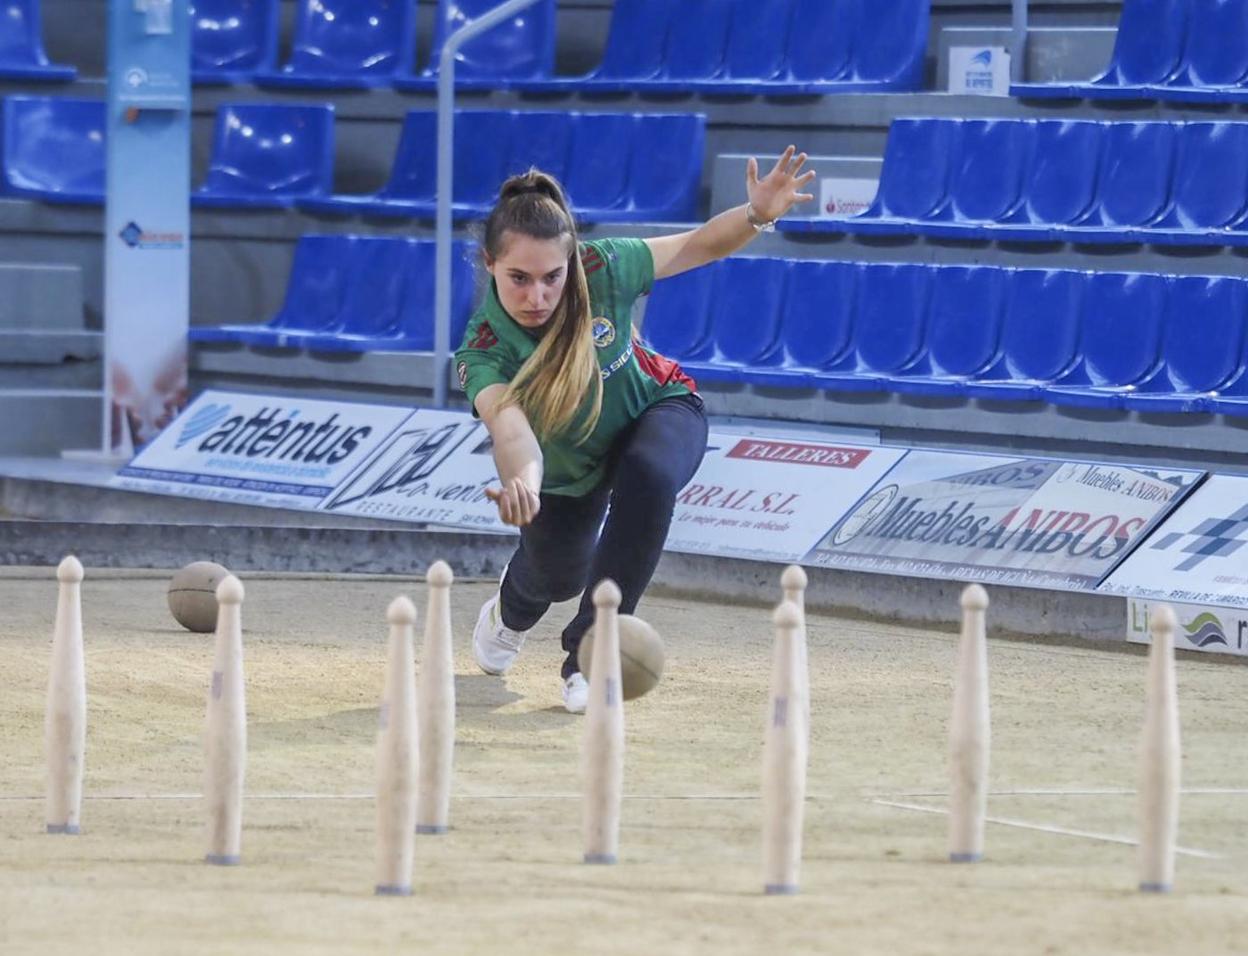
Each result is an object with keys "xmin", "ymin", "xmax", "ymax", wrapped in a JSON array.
[{"xmin": 455, "ymin": 237, "xmax": 695, "ymax": 497}]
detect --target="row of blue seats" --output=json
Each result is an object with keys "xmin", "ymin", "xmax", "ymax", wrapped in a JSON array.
[
  {"xmin": 199, "ymin": 0, "xmax": 928, "ymax": 93},
  {"xmin": 195, "ymin": 0, "xmax": 552, "ymax": 90},
  {"xmin": 0, "ymin": 0, "xmax": 929, "ymax": 94},
  {"xmin": 779, "ymin": 117, "xmax": 1248, "ymax": 246},
  {"xmin": 0, "ymin": 0, "xmax": 548, "ymax": 88},
  {"xmin": 643, "ymin": 258, "xmax": 1248, "ymax": 415},
  {"xmin": 1013, "ymin": 0, "xmax": 1248, "ymax": 104},
  {"xmin": 514, "ymin": 0, "xmax": 928, "ymax": 94},
  {"xmin": 2, "ymin": 98, "xmax": 705, "ymax": 223},
  {"xmin": 190, "ymin": 236, "xmax": 477, "ymax": 352}
]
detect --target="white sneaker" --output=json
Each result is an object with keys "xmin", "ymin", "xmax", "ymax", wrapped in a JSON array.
[
  {"xmin": 562, "ymin": 673, "xmax": 589, "ymax": 714},
  {"xmin": 472, "ymin": 591, "xmax": 529, "ymax": 675}
]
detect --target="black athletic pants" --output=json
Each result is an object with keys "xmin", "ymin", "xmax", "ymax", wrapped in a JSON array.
[{"xmin": 498, "ymin": 392, "xmax": 709, "ymax": 679}]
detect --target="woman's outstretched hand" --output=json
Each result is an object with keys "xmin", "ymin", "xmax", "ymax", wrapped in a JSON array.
[
  {"xmin": 485, "ymin": 476, "xmax": 541, "ymax": 527},
  {"xmin": 746, "ymin": 146, "xmax": 817, "ymax": 222}
]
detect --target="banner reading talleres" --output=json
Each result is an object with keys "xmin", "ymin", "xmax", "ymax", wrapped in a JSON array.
[{"xmin": 805, "ymin": 452, "xmax": 1201, "ymax": 590}]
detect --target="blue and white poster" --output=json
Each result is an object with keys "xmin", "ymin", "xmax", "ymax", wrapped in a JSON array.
[
  {"xmin": 1102, "ymin": 474, "xmax": 1248, "ymax": 609},
  {"xmin": 806, "ymin": 452, "xmax": 1200, "ymax": 590}
]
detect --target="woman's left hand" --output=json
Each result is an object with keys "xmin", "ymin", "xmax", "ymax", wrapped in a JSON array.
[{"xmin": 746, "ymin": 146, "xmax": 817, "ymax": 223}]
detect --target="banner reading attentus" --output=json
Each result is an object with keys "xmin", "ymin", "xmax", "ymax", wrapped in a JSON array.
[
  {"xmin": 805, "ymin": 452, "xmax": 1201, "ymax": 590},
  {"xmin": 104, "ymin": 1, "xmax": 191, "ymax": 449}
]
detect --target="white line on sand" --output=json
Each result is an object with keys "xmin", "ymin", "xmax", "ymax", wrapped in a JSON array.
[
  {"xmin": 872, "ymin": 799, "xmax": 1223, "ymax": 860},
  {"xmin": 879, "ymin": 788, "xmax": 1248, "ymax": 798}
]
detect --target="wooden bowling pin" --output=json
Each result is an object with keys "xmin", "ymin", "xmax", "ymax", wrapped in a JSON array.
[
  {"xmin": 949, "ymin": 584, "xmax": 990, "ymax": 863},
  {"xmin": 416, "ymin": 561, "xmax": 455, "ymax": 835},
  {"xmin": 762, "ymin": 600, "xmax": 808, "ymax": 894},
  {"xmin": 45, "ymin": 555, "xmax": 86, "ymax": 835},
  {"xmin": 582, "ymin": 579, "xmax": 624, "ymax": 865},
  {"xmin": 1138, "ymin": 604, "xmax": 1180, "ymax": 893},
  {"xmin": 780, "ymin": 565, "xmax": 810, "ymax": 745},
  {"xmin": 375, "ymin": 596, "xmax": 419, "ymax": 896},
  {"xmin": 204, "ymin": 575, "xmax": 246, "ymax": 866}
]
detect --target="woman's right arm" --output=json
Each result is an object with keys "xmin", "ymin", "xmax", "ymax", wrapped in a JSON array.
[{"xmin": 475, "ymin": 383, "xmax": 543, "ymax": 527}]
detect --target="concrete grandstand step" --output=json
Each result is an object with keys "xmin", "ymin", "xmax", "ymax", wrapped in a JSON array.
[
  {"xmin": 0, "ymin": 516, "xmax": 1127, "ymax": 643},
  {"xmin": 0, "ymin": 330, "xmax": 101, "ymax": 364}
]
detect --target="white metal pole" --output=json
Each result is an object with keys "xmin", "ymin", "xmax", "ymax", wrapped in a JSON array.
[{"xmin": 434, "ymin": 0, "xmax": 543, "ymax": 408}]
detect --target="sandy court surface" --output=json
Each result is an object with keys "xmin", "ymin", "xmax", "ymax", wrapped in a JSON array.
[{"xmin": 1, "ymin": 565, "xmax": 1247, "ymax": 956}]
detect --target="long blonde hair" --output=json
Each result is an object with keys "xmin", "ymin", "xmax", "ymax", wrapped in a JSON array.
[{"xmin": 485, "ymin": 169, "xmax": 601, "ymax": 443}]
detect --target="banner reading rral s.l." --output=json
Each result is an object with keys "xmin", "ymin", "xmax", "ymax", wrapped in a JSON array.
[
  {"xmin": 805, "ymin": 451, "xmax": 1200, "ymax": 590},
  {"xmin": 112, "ymin": 390, "xmax": 415, "ymax": 509},
  {"xmin": 663, "ymin": 435, "xmax": 906, "ymax": 563}
]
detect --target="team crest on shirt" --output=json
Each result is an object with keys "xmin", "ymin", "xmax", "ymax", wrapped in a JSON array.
[{"xmin": 591, "ymin": 316, "xmax": 615, "ymax": 349}]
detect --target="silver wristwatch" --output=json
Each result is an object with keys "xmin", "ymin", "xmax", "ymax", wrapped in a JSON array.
[{"xmin": 746, "ymin": 202, "xmax": 776, "ymax": 233}]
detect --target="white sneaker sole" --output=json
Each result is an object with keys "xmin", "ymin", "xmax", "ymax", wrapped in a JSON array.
[{"xmin": 472, "ymin": 595, "xmax": 507, "ymax": 676}]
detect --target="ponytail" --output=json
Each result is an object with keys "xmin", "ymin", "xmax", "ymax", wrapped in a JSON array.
[{"xmin": 484, "ymin": 169, "xmax": 601, "ymax": 443}]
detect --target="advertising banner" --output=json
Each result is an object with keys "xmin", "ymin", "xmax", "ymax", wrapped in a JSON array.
[
  {"xmin": 805, "ymin": 452, "xmax": 1200, "ymax": 590},
  {"xmin": 664, "ymin": 435, "xmax": 906, "ymax": 563},
  {"xmin": 104, "ymin": 0, "xmax": 191, "ymax": 450},
  {"xmin": 1126, "ymin": 598, "xmax": 1248, "ymax": 658},
  {"xmin": 948, "ymin": 46, "xmax": 1011, "ymax": 96},
  {"xmin": 819, "ymin": 177, "xmax": 878, "ymax": 219},
  {"xmin": 112, "ymin": 390, "xmax": 415, "ymax": 509},
  {"xmin": 1101, "ymin": 474, "xmax": 1248, "ymax": 608},
  {"xmin": 321, "ymin": 410, "xmax": 510, "ymax": 531}
]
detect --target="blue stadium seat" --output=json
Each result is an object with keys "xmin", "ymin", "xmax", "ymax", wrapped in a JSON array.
[
  {"xmin": 1059, "ymin": 123, "xmax": 1176, "ymax": 242},
  {"xmin": 586, "ymin": 113, "xmax": 704, "ymax": 223},
  {"xmin": 687, "ymin": 0, "xmax": 796, "ymax": 93},
  {"xmin": 989, "ymin": 121, "xmax": 1103, "ymax": 240},
  {"xmin": 1127, "ymin": 275, "xmax": 1247, "ymax": 413},
  {"xmin": 301, "ymin": 110, "xmax": 436, "ymax": 215},
  {"xmin": 779, "ymin": 0, "xmax": 855, "ymax": 89},
  {"xmin": 1139, "ymin": 122, "xmax": 1248, "ymax": 244},
  {"xmin": 743, "ymin": 260, "xmax": 858, "ymax": 390},
  {"xmin": 813, "ymin": 264, "xmax": 931, "ymax": 392},
  {"xmin": 640, "ymin": 262, "xmax": 717, "ymax": 363},
  {"xmin": 193, "ymin": 103, "xmax": 335, "ymax": 209},
  {"xmin": 1011, "ymin": 0, "xmax": 1188, "ymax": 100},
  {"xmin": 786, "ymin": 119, "xmax": 960, "ymax": 236},
  {"xmin": 256, "ymin": 0, "xmax": 415, "ymax": 89},
  {"xmin": 189, "ymin": 235, "xmax": 357, "ymax": 346},
  {"xmin": 681, "ymin": 258, "xmax": 789, "ymax": 382},
  {"xmin": 500, "ymin": 110, "xmax": 571, "ymax": 185},
  {"xmin": 834, "ymin": 0, "xmax": 928, "ymax": 92},
  {"xmin": 190, "ymin": 0, "xmax": 279, "ymax": 85},
  {"xmin": 0, "ymin": 1, "xmax": 74, "ymax": 81},
  {"xmin": 517, "ymin": 0, "xmax": 669, "ymax": 92},
  {"xmin": 1044, "ymin": 272, "xmax": 1168, "ymax": 408},
  {"xmin": 964, "ymin": 269, "xmax": 1085, "ymax": 401},
  {"xmin": 398, "ymin": 0, "xmax": 555, "ymax": 91},
  {"xmin": 563, "ymin": 113, "xmax": 636, "ymax": 213},
  {"xmin": 920, "ymin": 120, "xmax": 1034, "ymax": 239},
  {"xmin": 1, "ymin": 96, "xmax": 103, "ymax": 204},
  {"xmin": 1158, "ymin": 0, "xmax": 1248, "ymax": 100},
  {"xmin": 303, "ymin": 238, "xmax": 476, "ymax": 352},
  {"xmin": 886, "ymin": 266, "xmax": 1006, "ymax": 395}
]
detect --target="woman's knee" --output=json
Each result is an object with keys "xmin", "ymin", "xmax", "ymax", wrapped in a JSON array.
[{"xmin": 615, "ymin": 447, "xmax": 684, "ymax": 503}]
